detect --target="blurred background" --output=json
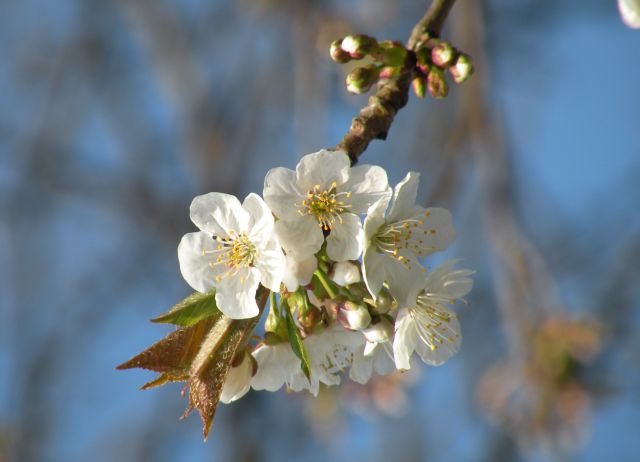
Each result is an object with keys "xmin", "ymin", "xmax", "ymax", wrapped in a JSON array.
[{"xmin": 1, "ymin": 0, "xmax": 639, "ymax": 461}]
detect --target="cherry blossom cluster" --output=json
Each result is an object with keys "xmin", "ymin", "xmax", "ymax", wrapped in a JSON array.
[{"xmin": 177, "ymin": 149, "xmax": 473, "ymax": 404}]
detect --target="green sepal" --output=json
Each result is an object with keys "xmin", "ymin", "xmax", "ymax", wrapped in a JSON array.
[
  {"xmin": 282, "ymin": 298, "xmax": 312, "ymax": 381},
  {"xmin": 151, "ymin": 290, "xmax": 221, "ymax": 327}
]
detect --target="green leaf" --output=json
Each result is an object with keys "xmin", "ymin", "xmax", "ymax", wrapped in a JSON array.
[
  {"xmin": 283, "ymin": 298, "xmax": 311, "ymax": 381},
  {"xmin": 151, "ymin": 291, "xmax": 221, "ymax": 327}
]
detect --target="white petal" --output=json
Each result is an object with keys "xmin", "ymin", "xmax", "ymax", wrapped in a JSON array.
[
  {"xmin": 275, "ymin": 215, "xmax": 324, "ymax": 260},
  {"xmin": 243, "ymin": 193, "xmax": 274, "ymax": 240},
  {"xmin": 295, "ymin": 150, "xmax": 350, "ymax": 192},
  {"xmin": 419, "ymin": 207, "xmax": 456, "ymax": 254},
  {"xmin": 263, "ymin": 167, "xmax": 304, "ymax": 221},
  {"xmin": 384, "ymin": 258, "xmax": 426, "ymax": 308},
  {"xmin": 341, "ymin": 164, "xmax": 391, "ymax": 214},
  {"xmin": 326, "ymin": 213, "xmax": 363, "ymax": 261},
  {"xmin": 393, "ymin": 309, "xmax": 417, "ymax": 370},
  {"xmin": 177, "ymin": 232, "xmax": 218, "ymax": 293},
  {"xmin": 619, "ymin": 0, "xmax": 640, "ymax": 28},
  {"xmin": 415, "ymin": 311, "xmax": 462, "ymax": 366},
  {"xmin": 220, "ymin": 353, "xmax": 252, "ymax": 404},
  {"xmin": 190, "ymin": 192, "xmax": 250, "ymax": 236},
  {"xmin": 215, "ymin": 267, "xmax": 261, "ymax": 319},
  {"xmin": 282, "ymin": 255, "xmax": 317, "ymax": 292},
  {"xmin": 251, "ymin": 343, "xmax": 300, "ymax": 392},
  {"xmin": 349, "ymin": 347, "xmax": 374, "ymax": 384},
  {"xmin": 362, "ymin": 246, "xmax": 386, "ymax": 299},
  {"xmin": 387, "ymin": 172, "xmax": 420, "ymax": 223},
  {"xmin": 425, "ymin": 259, "xmax": 474, "ymax": 299},
  {"xmin": 255, "ymin": 238, "xmax": 285, "ymax": 292},
  {"xmin": 363, "ymin": 196, "xmax": 390, "ymax": 241}
]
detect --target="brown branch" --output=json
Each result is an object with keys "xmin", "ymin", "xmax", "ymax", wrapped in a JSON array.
[{"xmin": 335, "ymin": 0, "xmax": 458, "ymax": 164}]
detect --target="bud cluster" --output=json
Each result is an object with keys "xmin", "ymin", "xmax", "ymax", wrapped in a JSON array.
[
  {"xmin": 330, "ymin": 33, "xmax": 474, "ymax": 99},
  {"xmin": 413, "ymin": 39, "xmax": 474, "ymax": 99},
  {"xmin": 330, "ymin": 35, "xmax": 409, "ymax": 94}
]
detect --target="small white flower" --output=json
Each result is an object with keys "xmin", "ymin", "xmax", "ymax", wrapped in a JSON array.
[
  {"xmin": 178, "ymin": 192, "xmax": 285, "ymax": 319},
  {"xmin": 331, "ymin": 261, "xmax": 362, "ymax": 286},
  {"xmin": 363, "ymin": 172, "xmax": 455, "ymax": 306},
  {"xmin": 220, "ymin": 352, "xmax": 253, "ymax": 404},
  {"xmin": 251, "ymin": 324, "xmax": 364, "ymax": 396},
  {"xmin": 350, "ymin": 318, "xmax": 396, "ymax": 384},
  {"xmin": 263, "ymin": 149, "xmax": 391, "ymax": 262},
  {"xmin": 393, "ymin": 260, "xmax": 473, "ymax": 370},
  {"xmin": 282, "ymin": 255, "xmax": 317, "ymax": 292},
  {"xmin": 619, "ymin": 0, "xmax": 640, "ymax": 28}
]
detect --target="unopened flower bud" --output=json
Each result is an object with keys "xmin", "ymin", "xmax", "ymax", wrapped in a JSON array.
[
  {"xmin": 427, "ymin": 68, "xmax": 448, "ymax": 99},
  {"xmin": 449, "ymin": 53, "xmax": 473, "ymax": 84},
  {"xmin": 372, "ymin": 288, "xmax": 394, "ymax": 314},
  {"xmin": 431, "ymin": 42, "xmax": 456, "ymax": 68},
  {"xmin": 379, "ymin": 66, "xmax": 402, "ymax": 80},
  {"xmin": 220, "ymin": 351, "xmax": 252, "ymax": 403},
  {"xmin": 341, "ymin": 34, "xmax": 378, "ymax": 58},
  {"xmin": 337, "ymin": 301, "xmax": 372, "ymax": 331},
  {"xmin": 330, "ymin": 39, "xmax": 352, "ymax": 63},
  {"xmin": 346, "ymin": 65, "xmax": 381, "ymax": 94},
  {"xmin": 298, "ymin": 305, "xmax": 324, "ymax": 331},
  {"xmin": 373, "ymin": 40, "xmax": 408, "ymax": 67},
  {"xmin": 363, "ymin": 317, "xmax": 394, "ymax": 344},
  {"xmin": 412, "ymin": 75, "xmax": 427, "ymax": 99},
  {"xmin": 331, "ymin": 261, "xmax": 361, "ymax": 286}
]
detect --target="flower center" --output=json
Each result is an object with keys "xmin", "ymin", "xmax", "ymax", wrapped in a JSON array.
[
  {"xmin": 298, "ymin": 182, "xmax": 352, "ymax": 231},
  {"xmin": 373, "ymin": 210, "xmax": 438, "ymax": 270},
  {"xmin": 203, "ymin": 231, "xmax": 257, "ymax": 282},
  {"xmin": 410, "ymin": 293, "xmax": 459, "ymax": 352}
]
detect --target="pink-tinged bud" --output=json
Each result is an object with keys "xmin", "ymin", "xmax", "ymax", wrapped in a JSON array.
[
  {"xmin": 330, "ymin": 39, "xmax": 351, "ymax": 63},
  {"xmin": 298, "ymin": 305, "xmax": 324, "ymax": 332},
  {"xmin": 362, "ymin": 317, "xmax": 394, "ymax": 344},
  {"xmin": 379, "ymin": 66, "xmax": 402, "ymax": 80},
  {"xmin": 449, "ymin": 53, "xmax": 473, "ymax": 84},
  {"xmin": 427, "ymin": 68, "xmax": 448, "ymax": 99},
  {"xmin": 412, "ymin": 75, "xmax": 427, "ymax": 99},
  {"xmin": 373, "ymin": 40, "xmax": 408, "ymax": 67},
  {"xmin": 337, "ymin": 301, "xmax": 372, "ymax": 331},
  {"xmin": 341, "ymin": 34, "xmax": 378, "ymax": 58},
  {"xmin": 331, "ymin": 261, "xmax": 361, "ymax": 286},
  {"xmin": 346, "ymin": 65, "xmax": 381, "ymax": 94},
  {"xmin": 431, "ymin": 42, "xmax": 456, "ymax": 68}
]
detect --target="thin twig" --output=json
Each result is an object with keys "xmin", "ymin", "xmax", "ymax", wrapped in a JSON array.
[{"xmin": 335, "ymin": 0, "xmax": 458, "ymax": 164}]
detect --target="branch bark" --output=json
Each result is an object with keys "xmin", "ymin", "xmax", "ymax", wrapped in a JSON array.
[{"xmin": 335, "ymin": 0, "xmax": 458, "ymax": 164}]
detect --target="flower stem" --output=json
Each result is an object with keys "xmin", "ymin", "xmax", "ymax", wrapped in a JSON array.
[{"xmin": 314, "ymin": 269, "xmax": 337, "ymax": 299}]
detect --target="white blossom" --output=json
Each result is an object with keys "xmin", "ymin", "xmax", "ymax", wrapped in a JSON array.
[
  {"xmin": 220, "ymin": 352, "xmax": 253, "ymax": 404},
  {"xmin": 178, "ymin": 192, "xmax": 285, "ymax": 319},
  {"xmin": 251, "ymin": 324, "xmax": 364, "ymax": 396},
  {"xmin": 363, "ymin": 172, "xmax": 455, "ymax": 306},
  {"xmin": 619, "ymin": 0, "xmax": 640, "ymax": 28},
  {"xmin": 393, "ymin": 260, "xmax": 473, "ymax": 370},
  {"xmin": 263, "ymin": 149, "xmax": 391, "ymax": 262}
]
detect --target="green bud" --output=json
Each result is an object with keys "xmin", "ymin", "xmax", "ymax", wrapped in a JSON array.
[
  {"xmin": 449, "ymin": 53, "xmax": 474, "ymax": 84},
  {"xmin": 431, "ymin": 42, "xmax": 456, "ymax": 68},
  {"xmin": 330, "ymin": 39, "xmax": 352, "ymax": 63},
  {"xmin": 373, "ymin": 40, "xmax": 408, "ymax": 67},
  {"xmin": 346, "ymin": 65, "xmax": 381, "ymax": 94},
  {"xmin": 427, "ymin": 68, "xmax": 448, "ymax": 99},
  {"xmin": 412, "ymin": 75, "xmax": 427, "ymax": 99},
  {"xmin": 341, "ymin": 34, "xmax": 378, "ymax": 58},
  {"xmin": 415, "ymin": 47, "xmax": 431, "ymax": 73}
]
